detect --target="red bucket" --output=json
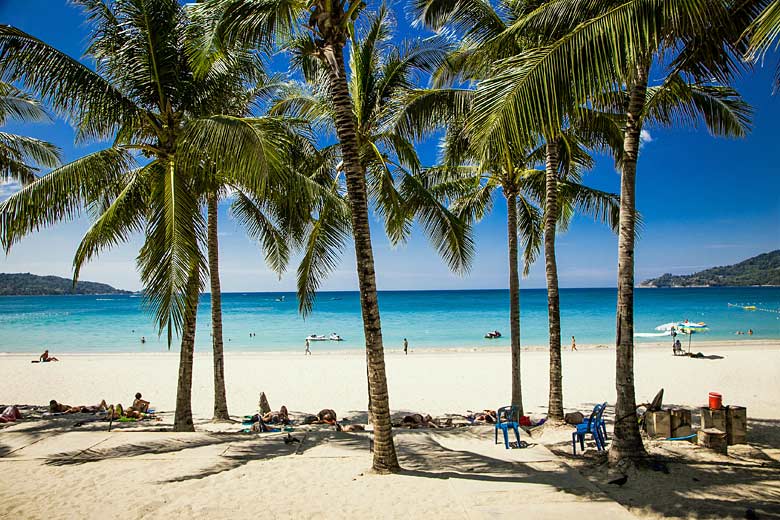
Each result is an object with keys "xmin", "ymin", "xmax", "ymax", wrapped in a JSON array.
[{"xmin": 709, "ymin": 392, "xmax": 723, "ymax": 410}]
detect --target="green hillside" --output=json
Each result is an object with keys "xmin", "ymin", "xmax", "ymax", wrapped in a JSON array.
[
  {"xmin": 640, "ymin": 250, "xmax": 780, "ymax": 287},
  {"xmin": 0, "ymin": 273, "xmax": 131, "ymax": 296}
]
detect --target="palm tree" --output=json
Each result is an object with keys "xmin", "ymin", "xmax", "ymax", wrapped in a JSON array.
[
  {"xmin": 268, "ymin": 7, "xmax": 473, "ymax": 312},
  {"xmin": 0, "ymin": 0, "xmax": 296, "ymax": 431},
  {"xmin": 0, "ymin": 81, "xmax": 60, "ymax": 185},
  {"xmin": 468, "ymin": 0, "xmax": 753, "ymax": 461},
  {"xmin": 207, "ymin": 0, "xmax": 474, "ymax": 473},
  {"xmin": 411, "ymin": 0, "xmax": 625, "ymax": 422},
  {"xmin": 399, "ymin": 92, "xmax": 621, "ymax": 422},
  {"xmin": 743, "ymin": 0, "xmax": 780, "ymax": 91}
]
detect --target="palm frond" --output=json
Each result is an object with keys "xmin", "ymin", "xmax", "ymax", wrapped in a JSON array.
[
  {"xmin": 0, "ymin": 25, "xmax": 142, "ymax": 141},
  {"xmin": 296, "ymin": 188, "xmax": 352, "ymax": 316},
  {"xmin": 643, "ymin": 75, "xmax": 752, "ymax": 137},
  {"xmin": 400, "ymin": 172, "xmax": 474, "ymax": 274},
  {"xmin": 230, "ymin": 189, "xmax": 290, "ymax": 275},
  {"xmin": 137, "ymin": 158, "xmax": 207, "ymax": 344},
  {"xmin": 73, "ymin": 165, "xmax": 151, "ymax": 283},
  {"xmin": 516, "ymin": 194, "xmax": 543, "ymax": 277},
  {"xmin": 0, "ymin": 148, "xmax": 134, "ymax": 251}
]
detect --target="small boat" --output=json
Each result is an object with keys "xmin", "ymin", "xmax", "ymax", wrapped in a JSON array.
[
  {"xmin": 306, "ymin": 334, "xmax": 327, "ymax": 341},
  {"xmin": 484, "ymin": 330, "xmax": 502, "ymax": 339},
  {"xmin": 329, "ymin": 333, "xmax": 344, "ymax": 341},
  {"xmin": 275, "ymin": 295, "xmax": 286, "ymax": 302}
]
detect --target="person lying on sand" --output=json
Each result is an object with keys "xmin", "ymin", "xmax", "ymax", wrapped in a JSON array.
[
  {"xmin": 49, "ymin": 399, "xmax": 108, "ymax": 414},
  {"xmin": 262, "ymin": 405, "xmax": 290, "ymax": 424},
  {"xmin": 398, "ymin": 413, "xmax": 439, "ymax": 429},
  {"xmin": 106, "ymin": 403, "xmax": 144, "ymax": 420},
  {"xmin": 467, "ymin": 410, "xmax": 497, "ymax": 424},
  {"xmin": 335, "ymin": 422, "xmax": 365, "ymax": 432},
  {"xmin": 246, "ymin": 414, "xmax": 278, "ymax": 432},
  {"xmin": 0, "ymin": 406, "xmax": 22, "ymax": 423},
  {"xmin": 34, "ymin": 350, "xmax": 59, "ymax": 363},
  {"xmin": 316, "ymin": 409, "xmax": 337, "ymax": 425}
]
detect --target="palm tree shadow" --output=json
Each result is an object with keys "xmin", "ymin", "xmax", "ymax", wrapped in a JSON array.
[{"xmin": 391, "ymin": 430, "xmax": 606, "ymax": 501}]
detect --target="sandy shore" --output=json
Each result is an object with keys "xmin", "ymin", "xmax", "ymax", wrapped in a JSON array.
[
  {"xmin": 2, "ymin": 342, "xmax": 779, "ymax": 519},
  {"xmin": 3, "ymin": 341, "xmax": 778, "ymax": 419}
]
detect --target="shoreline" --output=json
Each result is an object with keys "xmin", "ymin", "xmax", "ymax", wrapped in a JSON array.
[{"xmin": 3, "ymin": 337, "xmax": 778, "ymax": 356}]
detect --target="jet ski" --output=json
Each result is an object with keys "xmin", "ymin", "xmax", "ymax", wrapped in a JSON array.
[
  {"xmin": 484, "ymin": 330, "xmax": 502, "ymax": 339},
  {"xmin": 306, "ymin": 334, "xmax": 327, "ymax": 341},
  {"xmin": 329, "ymin": 333, "xmax": 344, "ymax": 341}
]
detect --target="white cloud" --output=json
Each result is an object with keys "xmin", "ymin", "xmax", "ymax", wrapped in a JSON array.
[
  {"xmin": 0, "ymin": 179, "xmax": 21, "ymax": 200},
  {"xmin": 640, "ymin": 129, "xmax": 653, "ymax": 144}
]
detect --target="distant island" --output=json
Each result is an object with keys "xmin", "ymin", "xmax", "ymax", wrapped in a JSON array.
[
  {"xmin": 640, "ymin": 250, "xmax": 780, "ymax": 288},
  {"xmin": 0, "ymin": 273, "xmax": 131, "ymax": 296}
]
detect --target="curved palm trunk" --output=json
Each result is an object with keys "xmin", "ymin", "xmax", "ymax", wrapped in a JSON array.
[
  {"xmin": 325, "ymin": 45, "xmax": 399, "ymax": 473},
  {"xmin": 505, "ymin": 191, "xmax": 523, "ymax": 417},
  {"xmin": 609, "ymin": 62, "xmax": 650, "ymax": 463},
  {"xmin": 207, "ymin": 194, "xmax": 230, "ymax": 421},
  {"xmin": 544, "ymin": 141, "xmax": 564, "ymax": 422},
  {"xmin": 174, "ymin": 267, "xmax": 200, "ymax": 432}
]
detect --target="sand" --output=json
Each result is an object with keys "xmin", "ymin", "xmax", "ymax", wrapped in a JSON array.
[
  {"xmin": 2, "ymin": 341, "xmax": 778, "ymax": 419},
  {"xmin": 1, "ymin": 341, "xmax": 778, "ymax": 519}
]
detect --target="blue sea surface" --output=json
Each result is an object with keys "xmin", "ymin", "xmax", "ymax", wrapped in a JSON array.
[{"xmin": 0, "ymin": 288, "xmax": 778, "ymax": 353}]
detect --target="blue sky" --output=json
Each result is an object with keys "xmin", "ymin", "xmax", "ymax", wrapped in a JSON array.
[{"xmin": 1, "ymin": 0, "xmax": 779, "ymax": 292}]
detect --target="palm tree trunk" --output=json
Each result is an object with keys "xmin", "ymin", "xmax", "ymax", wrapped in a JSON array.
[
  {"xmin": 505, "ymin": 191, "xmax": 523, "ymax": 417},
  {"xmin": 207, "ymin": 194, "xmax": 230, "ymax": 421},
  {"xmin": 174, "ymin": 266, "xmax": 200, "ymax": 432},
  {"xmin": 609, "ymin": 61, "xmax": 650, "ymax": 463},
  {"xmin": 544, "ymin": 140, "xmax": 564, "ymax": 422},
  {"xmin": 324, "ymin": 44, "xmax": 399, "ymax": 473}
]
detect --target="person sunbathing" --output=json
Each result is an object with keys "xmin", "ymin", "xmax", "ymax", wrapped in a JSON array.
[
  {"xmin": 468, "ymin": 410, "xmax": 497, "ymax": 424},
  {"xmin": 317, "ymin": 409, "xmax": 337, "ymax": 425},
  {"xmin": 105, "ymin": 403, "xmax": 144, "ymax": 420},
  {"xmin": 36, "ymin": 350, "xmax": 59, "ymax": 363},
  {"xmin": 49, "ymin": 399, "xmax": 108, "ymax": 414},
  {"xmin": 0, "ymin": 406, "xmax": 22, "ymax": 423},
  {"xmin": 262, "ymin": 405, "xmax": 290, "ymax": 424},
  {"xmin": 129, "ymin": 392, "xmax": 150, "ymax": 413}
]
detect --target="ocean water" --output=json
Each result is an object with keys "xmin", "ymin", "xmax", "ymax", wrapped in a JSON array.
[{"xmin": 0, "ymin": 287, "xmax": 778, "ymax": 353}]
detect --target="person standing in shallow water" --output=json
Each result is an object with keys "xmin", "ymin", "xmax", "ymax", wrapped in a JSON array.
[
  {"xmin": 305, "ymin": 338, "xmax": 311, "ymax": 355},
  {"xmin": 571, "ymin": 336, "xmax": 577, "ymax": 352},
  {"xmin": 403, "ymin": 338, "xmax": 408, "ymax": 355}
]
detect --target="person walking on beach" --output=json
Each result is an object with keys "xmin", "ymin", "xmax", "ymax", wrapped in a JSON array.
[
  {"xmin": 305, "ymin": 338, "xmax": 311, "ymax": 355},
  {"xmin": 571, "ymin": 336, "xmax": 577, "ymax": 352},
  {"xmin": 403, "ymin": 338, "xmax": 408, "ymax": 355}
]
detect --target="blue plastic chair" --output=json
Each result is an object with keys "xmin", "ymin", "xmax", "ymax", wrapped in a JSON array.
[
  {"xmin": 580, "ymin": 402, "xmax": 608, "ymax": 441},
  {"xmin": 494, "ymin": 405, "xmax": 521, "ymax": 449},
  {"xmin": 572, "ymin": 403, "xmax": 607, "ymax": 454}
]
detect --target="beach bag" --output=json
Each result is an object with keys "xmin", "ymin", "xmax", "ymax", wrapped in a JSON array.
[{"xmin": 564, "ymin": 412, "xmax": 584, "ymax": 425}]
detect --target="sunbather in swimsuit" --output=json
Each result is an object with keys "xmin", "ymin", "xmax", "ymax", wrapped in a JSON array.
[{"xmin": 0, "ymin": 406, "xmax": 22, "ymax": 423}]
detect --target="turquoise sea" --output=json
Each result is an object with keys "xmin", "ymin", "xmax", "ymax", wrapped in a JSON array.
[{"xmin": 0, "ymin": 287, "xmax": 778, "ymax": 353}]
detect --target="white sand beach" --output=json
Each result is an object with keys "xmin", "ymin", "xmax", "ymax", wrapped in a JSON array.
[
  {"xmin": 1, "ymin": 342, "xmax": 779, "ymax": 519},
  {"xmin": 2, "ymin": 341, "xmax": 778, "ymax": 419}
]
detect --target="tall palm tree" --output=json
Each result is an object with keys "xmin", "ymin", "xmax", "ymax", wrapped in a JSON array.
[
  {"xmin": 0, "ymin": 81, "xmax": 60, "ymax": 185},
  {"xmin": 411, "ymin": 0, "xmax": 536, "ymax": 417},
  {"xmin": 0, "ymin": 0, "xmax": 296, "ymax": 431},
  {"xmin": 398, "ymin": 91, "xmax": 621, "ymax": 421},
  {"xmin": 207, "ymin": 0, "xmax": 473, "ymax": 473},
  {"xmin": 268, "ymin": 7, "xmax": 473, "ymax": 312},
  {"xmin": 468, "ymin": 0, "xmax": 753, "ymax": 461},
  {"xmin": 411, "ymin": 0, "xmax": 625, "ymax": 421}
]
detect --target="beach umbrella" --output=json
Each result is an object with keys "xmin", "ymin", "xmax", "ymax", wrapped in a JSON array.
[{"xmin": 655, "ymin": 321, "xmax": 708, "ymax": 353}]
